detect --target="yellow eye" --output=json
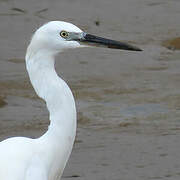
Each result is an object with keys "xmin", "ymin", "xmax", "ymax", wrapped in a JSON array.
[{"xmin": 60, "ymin": 31, "xmax": 69, "ymax": 38}]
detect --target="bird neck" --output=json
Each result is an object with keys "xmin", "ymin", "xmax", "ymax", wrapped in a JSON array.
[{"xmin": 25, "ymin": 51, "xmax": 77, "ymax": 141}]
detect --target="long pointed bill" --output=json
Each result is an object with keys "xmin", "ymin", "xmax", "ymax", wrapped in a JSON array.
[{"xmin": 80, "ymin": 33, "xmax": 142, "ymax": 51}]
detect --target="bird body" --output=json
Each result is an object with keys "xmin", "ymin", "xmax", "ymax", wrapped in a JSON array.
[
  {"xmin": 0, "ymin": 21, "xmax": 141, "ymax": 180},
  {"xmin": 0, "ymin": 134, "xmax": 74, "ymax": 180},
  {"xmin": 0, "ymin": 22, "xmax": 77, "ymax": 180},
  {"xmin": 0, "ymin": 49, "xmax": 76, "ymax": 180}
]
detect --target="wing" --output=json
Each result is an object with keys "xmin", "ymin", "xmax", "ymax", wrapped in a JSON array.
[{"xmin": 25, "ymin": 155, "xmax": 48, "ymax": 180}]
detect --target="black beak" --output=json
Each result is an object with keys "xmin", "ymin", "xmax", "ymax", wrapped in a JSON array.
[{"xmin": 80, "ymin": 33, "xmax": 142, "ymax": 51}]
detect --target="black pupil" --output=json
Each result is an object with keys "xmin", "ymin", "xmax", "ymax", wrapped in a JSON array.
[{"xmin": 62, "ymin": 32, "xmax": 67, "ymax": 36}]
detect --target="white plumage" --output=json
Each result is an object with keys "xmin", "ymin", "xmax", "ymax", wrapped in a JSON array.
[
  {"xmin": 0, "ymin": 21, "xmax": 141, "ymax": 180},
  {"xmin": 0, "ymin": 21, "xmax": 79, "ymax": 180}
]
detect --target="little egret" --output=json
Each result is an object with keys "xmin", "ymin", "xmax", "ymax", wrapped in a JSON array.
[{"xmin": 0, "ymin": 21, "xmax": 142, "ymax": 180}]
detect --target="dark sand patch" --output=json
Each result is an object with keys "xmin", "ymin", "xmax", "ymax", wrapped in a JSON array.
[
  {"xmin": 0, "ymin": 96, "xmax": 7, "ymax": 108},
  {"xmin": 162, "ymin": 37, "xmax": 180, "ymax": 50}
]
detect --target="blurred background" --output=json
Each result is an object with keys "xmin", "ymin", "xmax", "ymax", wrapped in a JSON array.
[{"xmin": 0, "ymin": 0, "xmax": 180, "ymax": 179}]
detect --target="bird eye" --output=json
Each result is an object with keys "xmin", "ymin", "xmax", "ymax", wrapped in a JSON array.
[{"xmin": 60, "ymin": 31, "xmax": 69, "ymax": 38}]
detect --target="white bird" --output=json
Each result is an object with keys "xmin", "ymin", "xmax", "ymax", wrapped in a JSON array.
[{"xmin": 0, "ymin": 21, "xmax": 141, "ymax": 180}]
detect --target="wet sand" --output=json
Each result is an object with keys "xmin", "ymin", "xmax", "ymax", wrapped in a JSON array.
[{"xmin": 0, "ymin": 0, "xmax": 180, "ymax": 179}]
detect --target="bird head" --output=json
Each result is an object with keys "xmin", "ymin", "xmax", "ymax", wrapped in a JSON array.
[{"xmin": 28, "ymin": 21, "xmax": 142, "ymax": 57}]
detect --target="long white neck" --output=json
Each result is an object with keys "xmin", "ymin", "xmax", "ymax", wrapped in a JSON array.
[
  {"xmin": 25, "ymin": 48, "xmax": 77, "ymax": 178},
  {"xmin": 26, "ymin": 49, "xmax": 76, "ymax": 137}
]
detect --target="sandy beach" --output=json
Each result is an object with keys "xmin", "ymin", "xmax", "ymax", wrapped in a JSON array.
[{"xmin": 0, "ymin": 0, "xmax": 180, "ymax": 179}]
